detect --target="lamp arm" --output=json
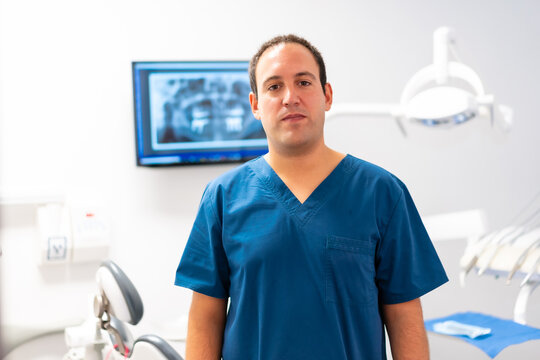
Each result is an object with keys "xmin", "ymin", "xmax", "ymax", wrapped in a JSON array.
[
  {"xmin": 433, "ymin": 26, "xmax": 456, "ymax": 84},
  {"xmin": 326, "ymin": 103, "xmax": 400, "ymax": 121}
]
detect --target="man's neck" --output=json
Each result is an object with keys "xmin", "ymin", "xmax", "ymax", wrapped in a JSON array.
[
  {"xmin": 263, "ymin": 144, "xmax": 345, "ymax": 203},
  {"xmin": 264, "ymin": 143, "xmax": 345, "ymax": 183}
]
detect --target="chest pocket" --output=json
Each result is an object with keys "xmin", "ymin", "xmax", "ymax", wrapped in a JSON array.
[{"xmin": 325, "ymin": 236, "xmax": 377, "ymax": 306}]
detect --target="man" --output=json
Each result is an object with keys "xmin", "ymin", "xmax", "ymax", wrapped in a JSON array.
[{"xmin": 175, "ymin": 34, "xmax": 448, "ymax": 360}]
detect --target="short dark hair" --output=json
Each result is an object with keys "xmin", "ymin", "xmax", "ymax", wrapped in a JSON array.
[{"xmin": 249, "ymin": 34, "xmax": 327, "ymax": 99}]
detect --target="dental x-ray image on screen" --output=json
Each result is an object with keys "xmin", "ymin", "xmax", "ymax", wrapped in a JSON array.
[{"xmin": 132, "ymin": 61, "xmax": 268, "ymax": 166}]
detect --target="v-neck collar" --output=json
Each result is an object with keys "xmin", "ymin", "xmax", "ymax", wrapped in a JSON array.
[{"xmin": 249, "ymin": 154, "xmax": 352, "ymax": 227}]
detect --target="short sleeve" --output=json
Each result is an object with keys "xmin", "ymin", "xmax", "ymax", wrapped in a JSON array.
[
  {"xmin": 174, "ymin": 184, "xmax": 230, "ymax": 299},
  {"xmin": 375, "ymin": 178, "xmax": 448, "ymax": 304}
]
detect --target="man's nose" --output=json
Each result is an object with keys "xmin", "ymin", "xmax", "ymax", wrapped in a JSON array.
[{"xmin": 282, "ymin": 86, "xmax": 299, "ymax": 106}]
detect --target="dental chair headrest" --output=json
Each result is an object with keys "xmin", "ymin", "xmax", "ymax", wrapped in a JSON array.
[{"xmin": 96, "ymin": 260, "xmax": 144, "ymax": 325}]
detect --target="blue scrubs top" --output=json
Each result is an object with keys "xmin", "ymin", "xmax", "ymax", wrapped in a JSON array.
[{"xmin": 175, "ymin": 155, "xmax": 448, "ymax": 360}]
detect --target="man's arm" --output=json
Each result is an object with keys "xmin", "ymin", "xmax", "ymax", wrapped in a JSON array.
[
  {"xmin": 185, "ymin": 291, "xmax": 228, "ymax": 360},
  {"xmin": 381, "ymin": 298, "xmax": 429, "ymax": 360}
]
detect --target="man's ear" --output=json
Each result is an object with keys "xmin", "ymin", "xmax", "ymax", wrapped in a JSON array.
[
  {"xmin": 324, "ymin": 83, "xmax": 333, "ymax": 111},
  {"xmin": 249, "ymin": 92, "xmax": 261, "ymax": 120}
]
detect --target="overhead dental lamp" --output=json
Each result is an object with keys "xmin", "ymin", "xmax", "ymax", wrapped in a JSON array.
[{"xmin": 327, "ymin": 27, "xmax": 513, "ymax": 136}]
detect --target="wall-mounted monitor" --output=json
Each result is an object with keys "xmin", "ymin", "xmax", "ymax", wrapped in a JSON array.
[{"xmin": 132, "ymin": 61, "xmax": 268, "ymax": 166}]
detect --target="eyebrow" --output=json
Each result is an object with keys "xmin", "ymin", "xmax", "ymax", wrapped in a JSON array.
[
  {"xmin": 295, "ymin": 71, "xmax": 317, "ymax": 80},
  {"xmin": 261, "ymin": 71, "xmax": 317, "ymax": 88}
]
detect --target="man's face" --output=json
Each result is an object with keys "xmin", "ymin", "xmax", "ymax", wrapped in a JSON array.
[{"xmin": 249, "ymin": 43, "xmax": 333, "ymax": 155}]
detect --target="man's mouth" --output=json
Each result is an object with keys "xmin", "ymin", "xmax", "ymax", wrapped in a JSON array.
[{"xmin": 281, "ymin": 113, "xmax": 306, "ymax": 121}]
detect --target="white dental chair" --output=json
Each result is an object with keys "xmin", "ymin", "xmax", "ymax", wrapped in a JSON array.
[{"xmin": 64, "ymin": 260, "xmax": 184, "ymax": 360}]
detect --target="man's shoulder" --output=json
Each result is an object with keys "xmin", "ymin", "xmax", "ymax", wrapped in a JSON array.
[
  {"xmin": 344, "ymin": 154, "xmax": 407, "ymax": 199},
  {"xmin": 345, "ymin": 155, "xmax": 400, "ymax": 182},
  {"xmin": 205, "ymin": 156, "xmax": 262, "ymax": 194}
]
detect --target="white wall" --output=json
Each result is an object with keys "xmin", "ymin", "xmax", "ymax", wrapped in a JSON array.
[{"xmin": 1, "ymin": 0, "xmax": 539, "ymax": 358}]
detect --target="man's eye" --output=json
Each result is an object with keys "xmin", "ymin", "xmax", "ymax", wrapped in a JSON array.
[
  {"xmin": 267, "ymin": 84, "xmax": 280, "ymax": 91},
  {"xmin": 299, "ymin": 80, "xmax": 311, "ymax": 86}
]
